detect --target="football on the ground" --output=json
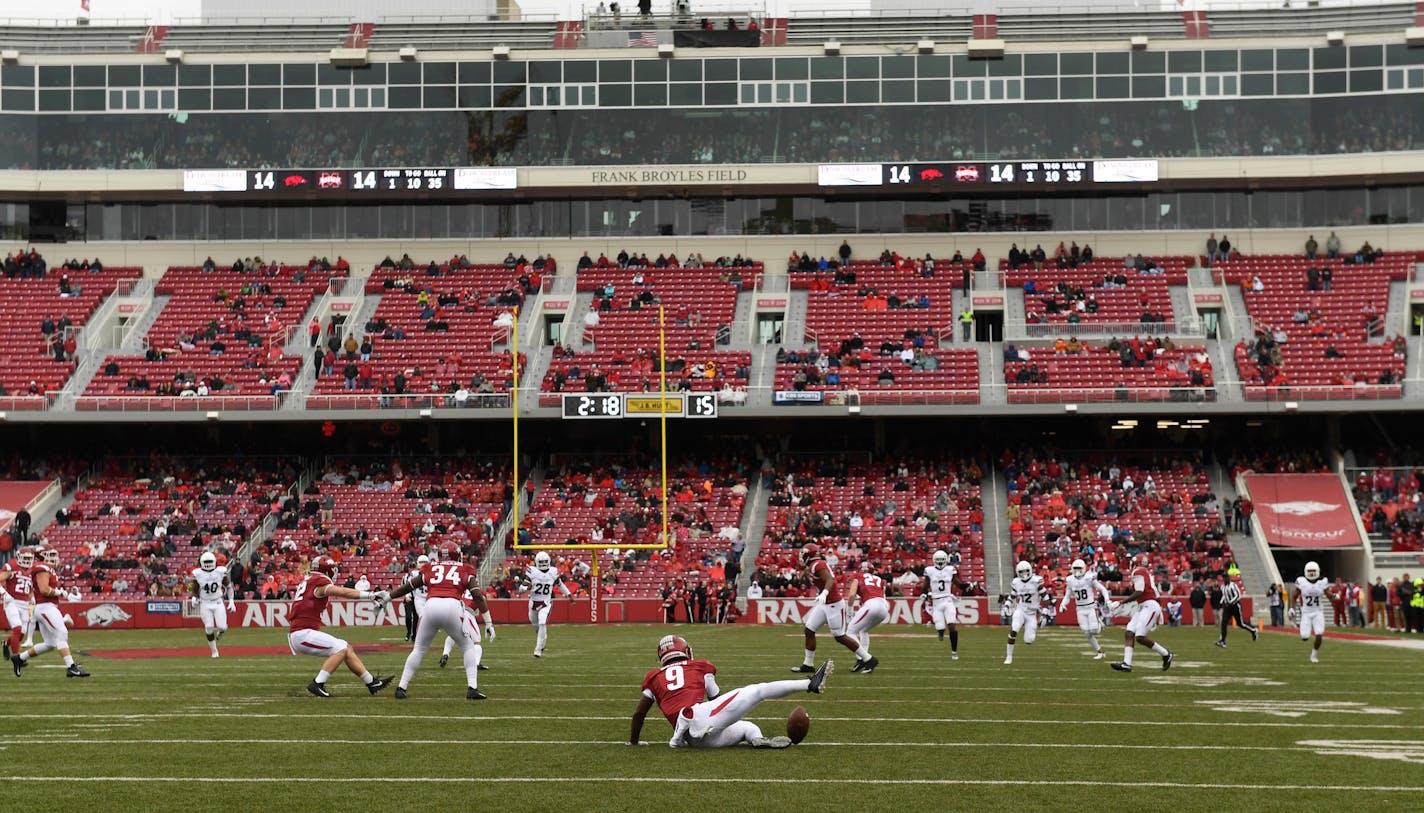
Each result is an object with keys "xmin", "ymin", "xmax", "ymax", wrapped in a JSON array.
[{"xmin": 786, "ymin": 706, "xmax": 811, "ymax": 743}]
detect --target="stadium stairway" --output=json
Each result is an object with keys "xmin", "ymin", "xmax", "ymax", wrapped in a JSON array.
[
  {"xmin": 1210, "ymin": 459, "xmax": 1280, "ymax": 602},
  {"xmin": 982, "ymin": 463, "xmax": 1010, "ymax": 595},
  {"xmin": 978, "ymin": 339, "xmax": 1005, "ymax": 406},
  {"xmin": 783, "ymin": 288, "xmax": 812, "ymax": 350},
  {"xmin": 746, "ymin": 346, "xmax": 777, "ymax": 408},
  {"xmin": 733, "ymin": 471, "xmax": 770, "ymax": 600},
  {"xmin": 569, "ymin": 292, "xmax": 597, "ymax": 351}
]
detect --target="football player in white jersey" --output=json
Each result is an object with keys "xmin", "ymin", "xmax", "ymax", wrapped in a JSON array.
[
  {"xmin": 1057, "ymin": 559, "xmax": 1117, "ymax": 659},
  {"xmin": 1004, "ymin": 560, "xmax": 1048, "ymax": 665},
  {"xmin": 522, "ymin": 552, "xmax": 574, "ymax": 658},
  {"xmin": 188, "ymin": 551, "xmax": 235, "ymax": 658},
  {"xmin": 1290, "ymin": 561, "xmax": 1327, "ymax": 663},
  {"xmin": 921, "ymin": 550, "xmax": 961, "ymax": 660}
]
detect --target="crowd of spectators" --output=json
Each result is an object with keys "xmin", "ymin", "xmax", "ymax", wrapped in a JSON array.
[
  {"xmin": 1004, "ymin": 450, "xmax": 1234, "ymax": 595},
  {"xmin": 5, "ymin": 96, "xmax": 1420, "ymax": 172},
  {"xmin": 752, "ymin": 456, "xmax": 987, "ymax": 598}
]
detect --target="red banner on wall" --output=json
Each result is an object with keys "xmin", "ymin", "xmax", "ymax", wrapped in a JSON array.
[{"xmin": 1243, "ymin": 473, "xmax": 1365, "ymax": 548}]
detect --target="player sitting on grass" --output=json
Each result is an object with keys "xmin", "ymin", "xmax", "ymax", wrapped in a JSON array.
[{"xmin": 630, "ymin": 634, "xmax": 831, "ymax": 749}]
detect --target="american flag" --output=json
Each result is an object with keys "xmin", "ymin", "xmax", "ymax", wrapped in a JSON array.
[
  {"xmin": 627, "ymin": 31, "xmax": 658, "ymax": 47},
  {"xmin": 80, "ymin": 0, "xmax": 90, "ymax": 10}
]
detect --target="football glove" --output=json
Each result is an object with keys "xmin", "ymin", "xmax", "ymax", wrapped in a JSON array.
[
  {"xmin": 1287, "ymin": 606, "xmax": 1299, "ymax": 623},
  {"xmin": 814, "ymin": 589, "xmax": 829, "ymax": 606},
  {"xmin": 1108, "ymin": 600, "xmax": 1121, "ymax": 611},
  {"xmin": 66, "ymin": 589, "xmax": 83, "ymax": 602},
  {"xmin": 370, "ymin": 590, "xmax": 391, "ymax": 608},
  {"xmin": 484, "ymin": 623, "xmax": 497, "ymax": 640},
  {"xmin": 227, "ymin": 602, "xmax": 236, "ymax": 612},
  {"xmin": 189, "ymin": 596, "xmax": 199, "ymax": 609}
]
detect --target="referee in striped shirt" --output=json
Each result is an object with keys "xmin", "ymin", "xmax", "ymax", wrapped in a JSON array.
[{"xmin": 1216, "ymin": 574, "xmax": 1258, "ymax": 647}]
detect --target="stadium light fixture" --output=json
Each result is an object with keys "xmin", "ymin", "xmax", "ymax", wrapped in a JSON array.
[
  {"xmin": 329, "ymin": 48, "xmax": 369, "ymax": 67},
  {"xmin": 1326, "ymin": 30, "xmax": 1345, "ymax": 45},
  {"xmin": 848, "ymin": 404, "xmax": 861, "ymax": 415},
  {"xmin": 822, "ymin": 40, "xmax": 841, "ymax": 55},
  {"xmin": 1130, "ymin": 35, "xmax": 1149, "ymax": 50},
  {"xmin": 1, "ymin": 50, "xmax": 18, "ymax": 64},
  {"xmin": 1284, "ymin": 401, "xmax": 1299, "ymax": 411},
  {"xmin": 917, "ymin": 39, "xmax": 935, "ymax": 54},
  {"xmin": 399, "ymin": 46, "xmax": 419, "ymax": 61},
  {"xmin": 967, "ymin": 38, "xmax": 1005, "ymax": 59},
  {"xmin": 165, "ymin": 49, "xmax": 184, "ymax": 64},
  {"xmin": 419, "ymin": 408, "xmax": 433, "ymax": 418},
  {"xmin": 492, "ymin": 45, "xmax": 512, "ymax": 59},
  {"xmin": 1064, "ymin": 403, "xmax": 1078, "ymax": 413},
  {"xmin": 205, "ymin": 411, "xmax": 220, "ymax": 421},
  {"xmin": 658, "ymin": 43, "xmax": 675, "ymax": 58}
]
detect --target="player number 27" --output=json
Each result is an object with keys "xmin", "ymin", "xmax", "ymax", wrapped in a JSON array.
[{"xmin": 663, "ymin": 664, "xmax": 684, "ymax": 690}]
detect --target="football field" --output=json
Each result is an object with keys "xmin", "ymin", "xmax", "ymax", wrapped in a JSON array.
[{"xmin": 4, "ymin": 622, "xmax": 1422, "ymax": 812}]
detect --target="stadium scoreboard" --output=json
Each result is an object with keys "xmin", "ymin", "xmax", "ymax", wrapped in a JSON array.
[
  {"xmin": 817, "ymin": 159, "xmax": 1159, "ymax": 187},
  {"xmin": 182, "ymin": 167, "xmax": 518, "ymax": 193},
  {"xmin": 560, "ymin": 392, "xmax": 717, "ymax": 419}
]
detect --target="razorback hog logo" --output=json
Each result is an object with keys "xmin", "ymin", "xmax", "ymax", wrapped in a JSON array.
[
  {"xmin": 919, "ymin": 168, "xmax": 944, "ymax": 181},
  {"xmin": 83, "ymin": 604, "xmax": 133, "ymax": 627},
  {"xmin": 1263, "ymin": 501, "xmax": 1339, "ymax": 516}
]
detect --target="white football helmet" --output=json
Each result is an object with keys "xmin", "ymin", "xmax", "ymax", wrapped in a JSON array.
[
  {"xmin": 1015, "ymin": 560, "xmax": 1032, "ymax": 579},
  {"xmin": 416, "ymin": 554, "xmax": 430, "ymax": 566},
  {"xmin": 1304, "ymin": 561, "xmax": 1320, "ymax": 580},
  {"xmin": 41, "ymin": 548, "xmax": 60, "ymax": 567},
  {"xmin": 535, "ymin": 551, "xmax": 552, "ymax": 571},
  {"xmin": 15, "ymin": 547, "xmax": 36, "ymax": 569},
  {"xmin": 932, "ymin": 550, "xmax": 949, "ymax": 567},
  {"xmin": 199, "ymin": 551, "xmax": 218, "ymax": 572},
  {"xmin": 1070, "ymin": 559, "xmax": 1086, "ymax": 577}
]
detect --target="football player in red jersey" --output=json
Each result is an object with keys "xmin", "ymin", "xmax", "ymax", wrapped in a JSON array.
[
  {"xmin": 629, "ymin": 634, "xmax": 831, "ymax": 749},
  {"xmin": 845, "ymin": 561, "xmax": 889, "ymax": 673},
  {"xmin": 382, "ymin": 545, "xmax": 495, "ymax": 700},
  {"xmin": 791, "ymin": 543, "xmax": 863, "ymax": 673},
  {"xmin": 0, "ymin": 546, "xmax": 37, "ymax": 661},
  {"xmin": 10, "ymin": 548, "xmax": 89, "ymax": 678},
  {"xmin": 287, "ymin": 555, "xmax": 392, "ymax": 698},
  {"xmin": 1110, "ymin": 554, "xmax": 1174, "ymax": 673}
]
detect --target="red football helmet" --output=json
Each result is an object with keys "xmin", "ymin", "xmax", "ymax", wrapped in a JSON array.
[
  {"xmin": 14, "ymin": 547, "xmax": 36, "ymax": 569},
  {"xmin": 439, "ymin": 543, "xmax": 462, "ymax": 562},
  {"xmin": 310, "ymin": 556, "xmax": 338, "ymax": 577},
  {"xmin": 657, "ymin": 634, "xmax": 692, "ymax": 665},
  {"xmin": 799, "ymin": 543, "xmax": 820, "ymax": 565}
]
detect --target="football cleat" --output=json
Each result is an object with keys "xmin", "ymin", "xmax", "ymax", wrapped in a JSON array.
[
  {"xmin": 11, "ymin": 654, "xmax": 24, "ymax": 677},
  {"xmin": 438, "ymin": 654, "xmax": 449, "ymax": 668},
  {"xmin": 750, "ymin": 736, "xmax": 794, "ymax": 749},
  {"xmin": 1110, "ymin": 662, "xmax": 1132, "ymax": 672},
  {"xmin": 2, "ymin": 641, "xmax": 9, "ymax": 661},
  {"xmin": 951, "ymin": 652, "xmax": 959, "ymax": 661},
  {"xmin": 1250, "ymin": 627, "xmax": 1259, "ymax": 642},
  {"xmin": 1215, "ymin": 640, "xmax": 1227, "ymax": 648},
  {"xmin": 306, "ymin": 680, "xmax": 331, "ymax": 697},
  {"xmin": 1161, "ymin": 652, "xmax": 1174, "ymax": 671},
  {"xmin": 211, "ymin": 652, "xmax": 220, "ymax": 659},
  {"xmin": 394, "ymin": 687, "xmax": 408, "ymax": 699},
  {"xmin": 1309, "ymin": 651, "xmax": 1319, "ymax": 663},
  {"xmin": 851, "ymin": 659, "xmax": 865, "ymax": 673},
  {"xmin": 807, "ymin": 659, "xmax": 833, "ymax": 694},
  {"xmin": 789, "ymin": 664, "xmax": 816, "ymax": 673},
  {"xmin": 533, "ymin": 650, "xmax": 543, "ymax": 659},
  {"xmin": 478, "ymin": 663, "xmax": 489, "ymax": 671},
  {"xmin": 1003, "ymin": 657, "xmax": 1012, "ymax": 665},
  {"xmin": 1092, "ymin": 651, "xmax": 1105, "ymax": 660},
  {"xmin": 859, "ymin": 656, "xmax": 879, "ymax": 674},
  {"xmin": 368, "ymin": 676, "xmax": 392, "ymax": 695},
  {"xmin": 466, "ymin": 687, "xmax": 487, "ymax": 700},
  {"xmin": 66, "ymin": 663, "xmax": 91, "ymax": 678}
]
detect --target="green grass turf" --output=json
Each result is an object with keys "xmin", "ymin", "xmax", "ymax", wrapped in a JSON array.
[{"xmin": 3, "ymin": 622, "xmax": 1422, "ymax": 812}]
